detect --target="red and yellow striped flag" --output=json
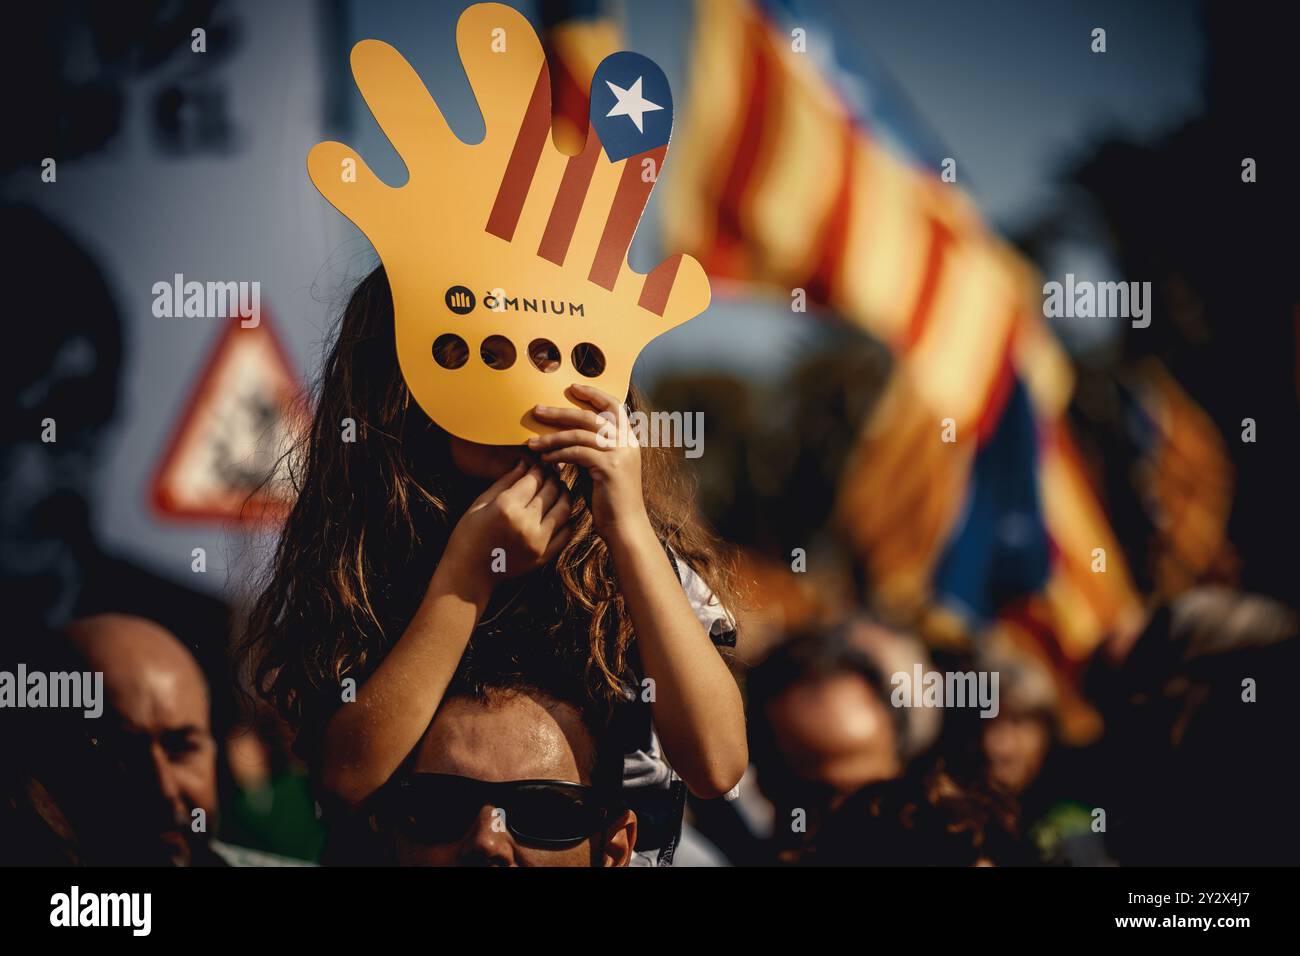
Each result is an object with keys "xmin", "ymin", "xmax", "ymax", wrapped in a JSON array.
[{"xmin": 664, "ymin": 0, "xmax": 1146, "ymax": 661}]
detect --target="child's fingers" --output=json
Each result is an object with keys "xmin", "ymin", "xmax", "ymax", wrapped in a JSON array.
[
  {"xmin": 539, "ymin": 446, "xmax": 603, "ymax": 471},
  {"xmin": 529, "ymin": 474, "xmax": 566, "ymax": 515},
  {"xmin": 499, "ymin": 463, "xmax": 547, "ymax": 508},
  {"xmin": 565, "ymin": 383, "xmax": 623, "ymax": 416},
  {"xmin": 548, "ymin": 484, "xmax": 572, "ymax": 518},
  {"xmin": 531, "ymin": 404, "xmax": 607, "ymax": 433},
  {"xmin": 528, "ymin": 428, "xmax": 610, "ymax": 454},
  {"xmin": 540, "ymin": 490, "xmax": 571, "ymax": 536},
  {"xmin": 471, "ymin": 459, "xmax": 527, "ymax": 506}
]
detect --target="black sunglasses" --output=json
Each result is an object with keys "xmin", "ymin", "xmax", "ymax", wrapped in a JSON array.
[{"xmin": 385, "ymin": 774, "xmax": 618, "ymax": 849}]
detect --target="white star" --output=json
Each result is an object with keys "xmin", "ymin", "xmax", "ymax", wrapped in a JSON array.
[{"xmin": 605, "ymin": 76, "xmax": 663, "ymax": 134}]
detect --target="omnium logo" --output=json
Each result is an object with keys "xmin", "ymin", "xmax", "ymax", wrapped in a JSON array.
[
  {"xmin": 445, "ymin": 285, "xmax": 476, "ymax": 314},
  {"xmin": 482, "ymin": 289, "xmax": 585, "ymax": 316}
]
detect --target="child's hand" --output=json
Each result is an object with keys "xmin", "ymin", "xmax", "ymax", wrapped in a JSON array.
[
  {"xmin": 527, "ymin": 384, "xmax": 651, "ymax": 544},
  {"xmin": 442, "ymin": 461, "xmax": 572, "ymax": 596}
]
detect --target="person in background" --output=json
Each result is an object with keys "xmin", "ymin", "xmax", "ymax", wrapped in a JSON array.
[
  {"xmin": 0, "ymin": 615, "xmax": 224, "ymax": 865},
  {"xmin": 744, "ymin": 626, "xmax": 905, "ymax": 862},
  {"xmin": 1088, "ymin": 587, "xmax": 1299, "ymax": 865},
  {"xmin": 0, "ymin": 205, "xmax": 239, "ymax": 844},
  {"xmin": 1, "ymin": 614, "xmax": 309, "ymax": 866},
  {"xmin": 64, "ymin": 614, "xmax": 223, "ymax": 865},
  {"xmin": 807, "ymin": 760, "xmax": 1023, "ymax": 866},
  {"xmin": 222, "ymin": 704, "xmax": 327, "ymax": 863},
  {"xmin": 977, "ymin": 642, "xmax": 1111, "ymax": 865}
]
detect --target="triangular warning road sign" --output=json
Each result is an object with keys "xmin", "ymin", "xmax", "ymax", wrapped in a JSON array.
[{"xmin": 151, "ymin": 311, "xmax": 309, "ymax": 523}]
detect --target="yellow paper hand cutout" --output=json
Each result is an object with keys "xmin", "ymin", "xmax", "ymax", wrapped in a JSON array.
[{"xmin": 308, "ymin": 2, "xmax": 710, "ymax": 444}]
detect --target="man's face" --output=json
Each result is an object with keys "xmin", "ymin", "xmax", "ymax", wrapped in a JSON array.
[
  {"xmin": 393, "ymin": 692, "xmax": 634, "ymax": 867},
  {"xmin": 765, "ymin": 672, "xmax": 901, "ymax": 821},
  {"xmin": 70, "ymin": 619, "xmax": 218, "ymax": 865},
  {"xmin": 982, "ymin": 712, "xmax": 1051, "ymax": 796}
]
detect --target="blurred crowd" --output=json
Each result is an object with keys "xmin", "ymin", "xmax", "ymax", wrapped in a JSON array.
[
  {"xmin": 1, "ymin": 204, "xmax": 1294, "ymax": 865},
  {"xmin": 4, "ymin": 574, "xmax": 1296, "ymax": 866}
]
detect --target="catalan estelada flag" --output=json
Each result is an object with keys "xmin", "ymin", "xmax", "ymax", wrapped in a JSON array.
[
  {"xmin": 663, "ymin": 0, "xmax": 1154, "ymax": 677},
  {"xmin": 1116, "ymin": 359, "xmax": 1236, "ymax": 599}
]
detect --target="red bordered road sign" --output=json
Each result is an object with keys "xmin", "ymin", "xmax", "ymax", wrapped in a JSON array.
[{"xmin": 150, "ymin": 311, "xmax": 309, "ymax": 523}]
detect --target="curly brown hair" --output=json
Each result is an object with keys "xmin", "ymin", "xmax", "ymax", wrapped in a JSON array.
[{"xmin": 243, "ymin": 266, "xmax": 738, "ymax": 738}]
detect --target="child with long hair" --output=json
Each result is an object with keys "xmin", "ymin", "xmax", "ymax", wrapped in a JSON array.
[{"xmin": 245, "ymin": 267, "xmax": 746, "ymax": 864}]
